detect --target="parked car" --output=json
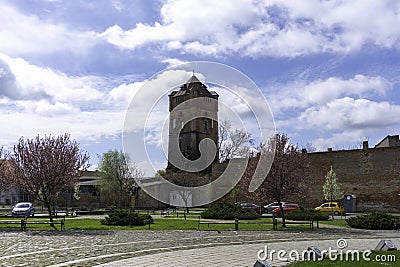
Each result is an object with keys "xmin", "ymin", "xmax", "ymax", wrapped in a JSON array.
[
  {"xmin": 236, "ymin": 202, "xmax": 261, "ymax": 213},
  {"xmin": 272, "ymin": 203, "xmax": 299, "ymax": 217},
  {"xmin": 12, "ymin": 202, "xmax": 35, "ymax": 216},
  {"xmin": 264, "ymin": 201, "xmax": 286, "ymax": 214},
  {"xmin": 315, "ymin": 202, "xmax": 345, "ymax": 215}
]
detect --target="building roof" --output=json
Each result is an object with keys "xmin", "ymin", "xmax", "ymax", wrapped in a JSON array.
[
  {"xmin": 375, "ymin": 135, "xmax": 400, "ymax": 148},
  {"xmin": 169, "ymin": 74, "xmax": 217, "ymax": 98},
  {"xmin": 186, "ymin": 74, "xmax": 201, "ymax": 84}
]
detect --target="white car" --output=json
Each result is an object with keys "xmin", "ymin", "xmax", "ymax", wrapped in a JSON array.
[
  {"xmin": 12, "ymin": 202, "xmax": 35, "ymax": 216},
  {"xmin": 263, "ymin": 202, "xmax": 286, "ymax": 214}
]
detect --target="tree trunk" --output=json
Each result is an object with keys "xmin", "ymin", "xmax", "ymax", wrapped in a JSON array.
[
  {"xmin": 46, "ymin": 203, "xmax": 55, "ymax": 228},
  {"xmin": 278, "ymin": 202, "xmax": 286, "ymax": 227}
]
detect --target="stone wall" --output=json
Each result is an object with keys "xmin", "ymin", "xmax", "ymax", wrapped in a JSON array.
[
  {"xmin": 306, "ymin": 146, "xmax": 400, "ymax": 212},
  {"xmin": 136, "ymin": 144, "xmax": 400, "ymax": 212}
]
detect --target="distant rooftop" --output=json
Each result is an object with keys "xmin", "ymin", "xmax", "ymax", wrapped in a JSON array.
[{"xmin": 375, "ymin": 135, "xmax": 400, "ymax": 148}]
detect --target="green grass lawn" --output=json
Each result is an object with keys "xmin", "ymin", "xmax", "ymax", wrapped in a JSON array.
[
  {"xmin": 289, "ymin": 250, "xmax": 399, "ymax": 266},
  {"xmin": 0, "ymin": 213, "xmax": 350, "ymax": 231},
  {"xmin": 317, "ymin": 218, "xmax": 349, "ymax": 227}
]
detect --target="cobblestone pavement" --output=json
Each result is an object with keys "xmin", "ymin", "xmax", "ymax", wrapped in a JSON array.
[{"xmin": 0, "ymin": 228, "xmax": 399, "ymax": 266}]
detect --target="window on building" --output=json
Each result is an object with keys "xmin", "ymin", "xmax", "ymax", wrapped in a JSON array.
[{"xmin": 204, "ymin": 119, "xmax": 209, "ymax": 131}]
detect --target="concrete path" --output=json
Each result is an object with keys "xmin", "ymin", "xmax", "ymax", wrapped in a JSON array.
[
  {"xmin": 96, "ymin": 237, "xmax": 400, "ymax": 267},
  {"xmin": 0, "ymin": 227, "xmax": 399, "ymax": 266}
]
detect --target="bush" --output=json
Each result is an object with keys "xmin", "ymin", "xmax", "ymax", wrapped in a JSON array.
[
  {"xmin": 285, "ymin": 207, "xmax": 330, "ymax": 221},
  {"xmin": 101, "ymin": 210, "xmax": 153, "ymax": 226},
  {"xmin": 200, "ymin": 202, "xmax": 260, "ymax": 220},
  {"xmin": 346, "ymin": 212, "xmax": 393, "ymax": 230}
]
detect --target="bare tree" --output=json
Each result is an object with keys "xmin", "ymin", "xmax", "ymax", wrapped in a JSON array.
[
  {"xmin": 240, "ymin": 133, "xmax": 308, "ymax": 226},
  {"xmin": 219, "ymin": 120, "xmax": 254, "ymax": 162},
  {"xmin": 303, "ymin": 142, "xmax": 317, "ymax": 153},
  {"xmin": 10, "ymin": 134, "xmax": 89, "ymax": 226},
  {"xmin": 98, "ymin": 150, "xmax": 143, "ymax": 209},
  {"xmin": 163, "ymin": 171, "xmax": 210, "ymax": 213}
]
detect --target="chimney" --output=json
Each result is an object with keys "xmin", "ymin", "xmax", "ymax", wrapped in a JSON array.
[
  {"xmin": 327, "ymin": 148, "xmax": 333, "ymax": 152},
  {"xmin": 363, "ymin": 141, "xmax": 368, "ymax": 150}
]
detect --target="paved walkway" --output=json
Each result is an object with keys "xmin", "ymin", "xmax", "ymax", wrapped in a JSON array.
[
  {"xmin": 0, "ymin": 227, "xmax": 399, "ymax": 266},
  {"xmin": 96, "ymin": 237, "xmax": 400, "ymax": 267}
]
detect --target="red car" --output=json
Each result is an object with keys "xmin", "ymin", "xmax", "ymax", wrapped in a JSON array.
[{"xmin": 272, "ymin": 203, "xmax": 299, "ymax": 217}]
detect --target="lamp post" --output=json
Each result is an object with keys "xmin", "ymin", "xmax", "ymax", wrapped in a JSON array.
[
  {"xmin": 129, "ymin": 186, "xmax": 137, "ymax": 227},
  {"xmin": 129, "ymin": 186, "xmax": 137, "ymax": 211}
]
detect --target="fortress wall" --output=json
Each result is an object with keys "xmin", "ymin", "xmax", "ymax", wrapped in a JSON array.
[{"xmin": 307, "ymin": 147, "xmax": 400, "ymax": 211}]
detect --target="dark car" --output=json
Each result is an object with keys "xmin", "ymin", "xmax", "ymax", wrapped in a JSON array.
[
  {"xmin": 236, "ymin": 202, "xmax": 261, "ymax": 213},
  {"xmin": 264, "ymin": 201, "xmax": 287, "ymax": 214},
  {"xmin": 12, "ymin": 202, "xmax": 35, "ymax": 216}
]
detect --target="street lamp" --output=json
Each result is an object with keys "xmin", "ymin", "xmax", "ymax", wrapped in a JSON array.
[
  {"xmin": 129, "ymin": 186, "xmax": 137, "ymax": 210},
  {"xmin": 128, "ymin": 186, "xmax": 137, "ymax": 227}
]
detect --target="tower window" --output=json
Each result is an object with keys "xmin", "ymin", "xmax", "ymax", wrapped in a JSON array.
[
  {"xmin": 173, "ymin": 119, "xmax": 176, "ymax": 129},
  {"xmin": 204, "ymin": 119, "xmax": 209, "ymax": 131}
]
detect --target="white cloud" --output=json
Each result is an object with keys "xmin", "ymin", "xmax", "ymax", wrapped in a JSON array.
[
  {"xmin": 15, "ymin": 100, "xmax": 79, "ymax": 116},
  {"xmin": 303, "ymin": 75, "xmax": 389, "ymax": 105},
  {"xmin": 100, "ymin": 0, "xmax": 400, "ymax": 57},
  {"xmin": 112, "ymin": 0, "xmax": 123, "ymax": 12},
  {"xmin": 160, "ymin": 58, "xmax": 189, "ymax": 68},
  {"xmin": 0, "ymin": 53, "xmax": 105, "ymax": 104},
  {"xmin": 100, "ymin": 0, "xmax": 260, "ymax": 54},
  {"xmin": 268, "ymin": 74, "xmax": 397, "ymax": 152},
  {"xmin": 311, "ymin": 130, "xmax": 367, "ymax": 151},
  {"xmin": 107, "ymin": 82, "xmax": 143, "ymax": 108},
  {"xmin": 0, "ymin": 2, "xmax": 97, "ymax": 55},
  {"xmin": 268, "ymin": 75, "xmax": 390, "ymax": 113},
  {"xmin": 0, "ymin": 53, "xmax": 144, "ymax": 147},
  {"xmin": 299, "ymin": 97, "xmax": 400, "ymax": 130},
  {"xmin": 0, "ymin": 110, "xmax": 123, "ymax": 146}
]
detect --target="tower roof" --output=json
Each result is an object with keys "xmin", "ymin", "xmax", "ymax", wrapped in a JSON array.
[
  {"xmin": 169, "ymin": 74, "xmax": 218, "ymax": 99},
  {"xmin": 186, "ymin": 74, "xmax": 201, "ymax": 84}
]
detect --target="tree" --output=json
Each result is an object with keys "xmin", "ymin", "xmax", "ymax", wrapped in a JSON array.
[
  {"xmin": 0, "ymin": 147, "xmax": 11, "ymax": 191},
  {"xmin": 10, "ymin": 134, "xmax": 89, "ymax": 226},
  {"xmin": 240, "ymin": 133, "xmax": 308, "ymax": 226},
  {"xmin": 98, "ymin": 150, "xmax": 143, "ymax": 208},
  {"xmin": 218, "ymin": 120, "xmax": 254, "ymax": 162},
  {"xmin": 323, "ymin": 166, "xmax": 343, "ymax": 203},
  {"xmin": 303, "ymin": 142, "xmax": 317, "ymax": 153},
  {"xmin": 162, "ymin": 171, "xmax": 210, "ymax": 213}
]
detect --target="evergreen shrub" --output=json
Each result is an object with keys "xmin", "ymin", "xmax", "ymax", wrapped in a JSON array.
[
  {"xmin": 101, "ymin": 210, "xmax": 153, "ymax": 226},
  {"xmin": 200, "ymin": 202, "xmax": 260, "ymax": 220},
  {"xmin": 346, "ymin": 212, "xmax": 393, "ymax": 230},
  {"xmin": 285, "ymin": 207, "xmax": 330, "ymax": 221}
]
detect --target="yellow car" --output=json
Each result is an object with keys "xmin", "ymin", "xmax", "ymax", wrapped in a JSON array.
[{"xmin": 315, "ymin": 202, "xmax": 345, "ymax": 216}]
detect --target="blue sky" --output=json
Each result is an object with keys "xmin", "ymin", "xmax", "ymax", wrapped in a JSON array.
[{"xmin": 1, "ymin": 0, "xmax": 399, "ymax": 173}]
